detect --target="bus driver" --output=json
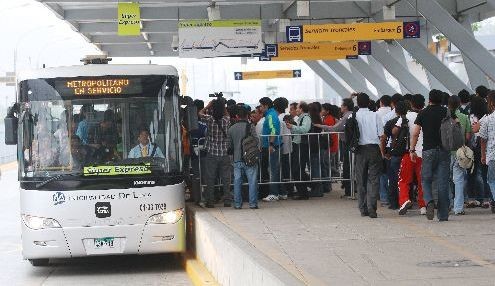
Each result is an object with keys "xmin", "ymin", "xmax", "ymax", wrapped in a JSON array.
[{"xmin": 128, "ymin": 129, "xmax": 164, "ymax": 158}]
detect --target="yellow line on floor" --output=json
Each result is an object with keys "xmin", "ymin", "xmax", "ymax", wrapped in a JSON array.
[
  {"xmin": 184, "ymin": 255, "xmax": 219, "ymax": 286},
  {"xmin": 392, "ymin": 218, "xmax": 495, "ymax": 271},
  {"xmin": 0, "ymin": 161, "xmax": 17, "ymax": 172}
]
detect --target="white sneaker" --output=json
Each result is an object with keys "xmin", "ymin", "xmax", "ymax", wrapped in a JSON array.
[
  {"xmin": 262, "ymin": 195, "xmax": 279, "ymax": 202},
  {"xmin": 399, "ymin": 200, "xmax": 412, "ymax": 215},
  {"xmin": 278, "ymin": 195, "xmax": 288, "ymax": 200},
  {"xmin": 420, "ymin": 207, "xmax": 427, "ymax": 215}
]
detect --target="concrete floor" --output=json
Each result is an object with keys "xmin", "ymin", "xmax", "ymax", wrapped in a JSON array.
[
  {"xmin": 208, "ymin": 187, "xmax": 495, "ymax": 286},
  {"xmin": 0, "ymin": 168, "xmax": 191, "ymax": 286}
]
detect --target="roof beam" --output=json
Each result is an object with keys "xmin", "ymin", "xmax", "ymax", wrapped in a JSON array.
[
  {"xmin": 92, "ymin": 34, "xmax": 171, "ymax": 44},
  {"xmin": 64, "ymin": 4, "xmax": 283, "ymax": 21}
]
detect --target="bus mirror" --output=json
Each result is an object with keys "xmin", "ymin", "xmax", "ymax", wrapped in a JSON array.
[
  {"xmin": 185, "ymin": 105, "xmax": 198, "ymax": 131},
  {"xmin": 4, "ymin": 105, "xmax": 19, "ymax": 145}
]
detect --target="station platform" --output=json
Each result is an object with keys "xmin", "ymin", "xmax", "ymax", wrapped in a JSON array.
[{"xmin": 188, "ymin": 186, "xmax": 495, "ymax": 286}]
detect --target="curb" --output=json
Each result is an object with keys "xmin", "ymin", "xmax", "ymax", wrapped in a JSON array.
[
  {"xmin": 183, "ymin": 255, "xmax": 219, "ymax": 286},
  {"xmin": 186, "ymin": 205, "xmax": 304, "ymax": 286}
]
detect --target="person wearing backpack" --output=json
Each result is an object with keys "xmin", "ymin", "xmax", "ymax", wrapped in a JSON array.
[
  {"xmin": 353, "ymin": 93, "xmax": 385, "ymax": 218},
  {"xmin": 381, "ymin": 101, "xmax": 409, "ymax": 211},
  {"xmin": 396, "ymin": 94, "xmax": 427, "ymax": 216},
  {"xmin": 447, "ymin": 96, "xmax": 472, "ymax": 215},
  {"xmin": 229, "ymin": 106, "xmax": 259, "ymax": 209},
  {"xmin": 410, "ymin": 89, "xmax": 450, "ymax": 221}
]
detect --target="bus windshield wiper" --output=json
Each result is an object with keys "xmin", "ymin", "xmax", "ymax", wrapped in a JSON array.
[{"xmin": 36, "ymin": 173, "xmax": 83, "ymax": 189}]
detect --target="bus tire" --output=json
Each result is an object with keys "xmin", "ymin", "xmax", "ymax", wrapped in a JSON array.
[{"xmin": 29, "ymin": 259, "xmax": 49, "ymax": 266}]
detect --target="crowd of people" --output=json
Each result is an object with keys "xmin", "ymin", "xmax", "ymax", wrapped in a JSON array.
[{"xmin": 189, "ymin": 85, "xmax": 495, "ymax": 222}]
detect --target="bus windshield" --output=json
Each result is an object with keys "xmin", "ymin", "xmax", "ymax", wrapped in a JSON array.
[{"xmin": 18, "ymin": 75, "xmax": 182, "ymax": 188}]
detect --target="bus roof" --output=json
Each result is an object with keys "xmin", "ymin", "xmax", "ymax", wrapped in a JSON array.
[{"xmin": 17, "ymin": 64, "xmax": 178, "ymax": 81}]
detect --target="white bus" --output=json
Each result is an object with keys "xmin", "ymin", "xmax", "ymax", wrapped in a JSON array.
[{"xmin": 5, "ymin": 63, "xmax": 188, "ymax": 266}]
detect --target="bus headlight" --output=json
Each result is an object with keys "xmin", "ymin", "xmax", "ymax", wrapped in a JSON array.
[
  {"xmin": 22, "ymin": 215, "xmax": 61, "ymax": 230},
  {"xmin": 147, "ymin": 209, "xmax": 184, "ymax": 224}
]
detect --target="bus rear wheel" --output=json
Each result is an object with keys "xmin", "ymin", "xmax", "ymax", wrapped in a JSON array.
[{"xmin": 29, "ymin": 259, "xmax": 49, "ymax": 266}]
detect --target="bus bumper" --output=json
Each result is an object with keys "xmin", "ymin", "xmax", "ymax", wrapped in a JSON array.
[{"xmin": 21, "ymin": 216, "xmax": 185, "ymax": 259}]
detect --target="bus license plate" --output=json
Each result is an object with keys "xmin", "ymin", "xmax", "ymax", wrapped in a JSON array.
[{"xmin": 94, "ymin": 237, "xmax": 115, "ymax": 249}]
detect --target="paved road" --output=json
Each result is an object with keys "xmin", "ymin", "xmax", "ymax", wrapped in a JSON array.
[{"xmin": 0, "ymin": 168, "xmax": 191, "ymax": 286}]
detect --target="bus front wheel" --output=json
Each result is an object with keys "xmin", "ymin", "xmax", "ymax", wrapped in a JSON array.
[{"xmin": 29, "ymin": 259, "xmax": 49, "ymax": 266}]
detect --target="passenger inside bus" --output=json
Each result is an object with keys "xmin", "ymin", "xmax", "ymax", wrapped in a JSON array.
[
  {"xmin": 75, "ymin": 104, "xmax": 91, "ymax": 145},
  {"xmin": 128, "ymin": 129, "xmax": 164, "ymax": 158},
  {"xmin": 70, "ymin": 135, "xmax": 92, "ymax": 170}
]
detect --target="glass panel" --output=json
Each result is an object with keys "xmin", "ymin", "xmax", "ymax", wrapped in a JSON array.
[{"xmin": 19, "ymin": 76, "xmax": 180, "ymax": 181}]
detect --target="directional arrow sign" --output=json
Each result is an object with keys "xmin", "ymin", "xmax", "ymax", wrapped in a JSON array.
[
  {"xmin": 234, "ymin": 72, "xmax": 243, "ymax": 80},
  {"xmin": 234, "ymin": 70, "xmax": 302, "ymax": 80}
]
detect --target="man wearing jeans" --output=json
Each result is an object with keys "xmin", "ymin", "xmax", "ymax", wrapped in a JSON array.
[
  {"xmin": 229, "ymin": 106, "xmax": 259, "ymax": 209},
  {"xmin": 259, "ymin": 97, "xmax": 282, "ymax": 202},
  {"xmin": 410, "ymin": 89, "xmax": 450, "ymax": 221},
  {"xmin": 354, "ymin": 93, "xmax": 385, "ymax": 218},
  {"xmin": 479, "ymin": 91, "xmax": 495, "ymax": 214}
]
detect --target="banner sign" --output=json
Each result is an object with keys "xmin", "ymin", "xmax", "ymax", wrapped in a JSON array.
[
  {"xmin": 234, "ymin": 70, "xmax": 301, "ymax": 80},
  {"xmin": 260, "ymin": 41, "xmax": 371, "ymax": 61},
  {"xmin": 286, "ymin": 21, "xmax": 420, "ymax": 43},
  {"xmin": 118, "ymin": 2, "xmax": 141, "ymax": 36},
  {"xmin": 178, "ymin": 20, "xmax": 263, "ymax": 58}
]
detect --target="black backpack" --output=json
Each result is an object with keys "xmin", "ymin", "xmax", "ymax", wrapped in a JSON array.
[
  {"xmin": 440, "ymin": 111, "xmax": 465, "ymax": 151},
  {"xmin": 344, "ymin": 110, "xmax": 360, "ymax": 153},
  {"xmin": 241, "ymin": 123, "xmax": 259, "ymax": 166},
  {"xmin": 390, "ymin": 116, "xmax": 409, "ymax": 157}
]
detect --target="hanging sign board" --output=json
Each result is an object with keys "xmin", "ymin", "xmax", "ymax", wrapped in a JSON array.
[
  {"xmin": 178, "ymin": 20, "xmax": 263, "ymax": 58},
  {"xmin": 234, "ymin": 70, "xmax": 301, "ymax": 80},
  {"xmin": 262, "ymin": 41, "xmax": 371, "ymax": 61},
  {"xmin": 118, "ymin": 2, "xmax": 141, "ymax": 36},
  {"xmin": 286, "ymin": 21, "xmax": 420, "ymax": 43}
]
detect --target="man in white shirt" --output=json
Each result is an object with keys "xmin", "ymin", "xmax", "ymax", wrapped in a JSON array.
[
  {"xmin": 479, "ymin": 91, "xmax": 495, "ymax": 214},
  {"xmin": 376, "ymin": 95, "xmax": 392, "ymax": 122},
  {"xmin": 128, "ymin": 129, "xmax": 164, "ymax": 158},
  {"xmin": 354, "ymin": 93, "xmax": 385, "ymax": 218},
  {"xmin": 375, "ymin": 95, "xmax": 392, "ymax": 207}
]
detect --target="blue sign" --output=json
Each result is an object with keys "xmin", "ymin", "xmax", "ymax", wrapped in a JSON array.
[
  {"xmin": 258, "ymin": 48, "xmax": 271, "ymax": 61},
  {"xmin": 286, "ymin": 26, "xmax": 303, "ymax": 43},
  {"xmin": 403, "ymin": 21, "xmax": 420, "ymax": 38},
  {"xmin": 265, "ymin": 44, "xmax": 278, "ymax": 57},
  {"xmin": 234, "ymin": 72, "xmax": 243, "ymax": 80},
  {"xmin": 53, "ymin": 192, "xmax": 66, "ymax": 206},
  {"xmin": 293, "ymin": 70, "xmax": 301, "ymax": 78}
]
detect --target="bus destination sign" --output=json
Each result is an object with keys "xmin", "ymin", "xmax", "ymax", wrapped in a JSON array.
[{"xmin": 55, "ymin": 78, "xmax": 143, "ymax": 96}]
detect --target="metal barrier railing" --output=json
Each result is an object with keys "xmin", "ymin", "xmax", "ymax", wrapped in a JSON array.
[{"xmin": 187, "ymin": 132, "xmax": 355, "ymax": 201}]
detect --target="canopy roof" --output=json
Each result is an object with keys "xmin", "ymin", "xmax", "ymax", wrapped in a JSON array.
[{"xmin": 36, "ymin": 0, "xmax": 495, "ymax": 57}]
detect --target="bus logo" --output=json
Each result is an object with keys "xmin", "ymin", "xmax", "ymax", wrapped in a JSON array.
[
  {"xmin": 95, "ymin": 202, "xmax": 112, "ymax": 218},
  {"xmin": 53, "ymin": 192, "xmax": 66, "ymax": 206}
]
